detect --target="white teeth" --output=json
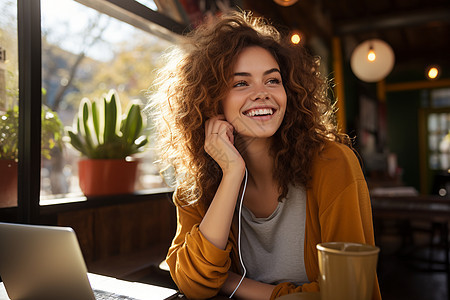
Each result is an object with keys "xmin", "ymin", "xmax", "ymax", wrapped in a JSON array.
[{"xmin": 244, "ymin": 108, "xmax": 274, "ymax": 117}]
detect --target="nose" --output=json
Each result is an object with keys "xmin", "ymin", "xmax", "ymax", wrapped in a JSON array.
[{"xmin": 251, "ymin": 90, "xmax": 270, "ymax": 101}]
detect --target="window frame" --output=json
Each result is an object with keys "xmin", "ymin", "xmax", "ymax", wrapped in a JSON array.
[{"xmin": 6, "ymin": 0, "xmax": 184, "ymax": 224}]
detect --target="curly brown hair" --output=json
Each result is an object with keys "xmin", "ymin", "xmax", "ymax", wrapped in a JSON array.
[{"xmin": 149, "ymin": 11, "xmax": 350, "ymax": 207}]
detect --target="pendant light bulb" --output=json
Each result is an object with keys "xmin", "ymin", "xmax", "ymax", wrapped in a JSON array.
[
  {"xmin": 367, "ymin": 46, "xmax": 376, "ymax": 62},
  {"xmin": 350, "ymin": 39, "xmax": 395, "ymax": 82}
]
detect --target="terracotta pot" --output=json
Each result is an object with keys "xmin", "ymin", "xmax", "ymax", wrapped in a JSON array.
[
  {"xmin": 78, "ymin": 159, "xmax": 138, "ymax": 196},
  {"xmin": 0, "ymin": 160, "xmax": 18, "ymax": 208}
]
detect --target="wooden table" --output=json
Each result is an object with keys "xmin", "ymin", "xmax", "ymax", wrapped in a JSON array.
[
  {"xmin": 371, "ymin": 195, "xmax": 450, "ymax": 222},
  {"xmin": 371, "ymin": 195, "xmax": 450, "ymax": 300}
]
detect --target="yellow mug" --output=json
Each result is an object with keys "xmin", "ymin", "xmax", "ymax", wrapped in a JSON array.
[{"xmin": 316, "ymin": 242, "xmax": 379, "ymax": 300}]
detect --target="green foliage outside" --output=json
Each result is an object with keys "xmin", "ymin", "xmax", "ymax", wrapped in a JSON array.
[{"xmin": 0, "ymin": 104, "xmax": 64, "ymax": 160}]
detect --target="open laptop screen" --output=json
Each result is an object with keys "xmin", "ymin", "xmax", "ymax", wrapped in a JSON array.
[{"xmin": 0, "ymin": 222, "xmax": 178, "ymax": 300}]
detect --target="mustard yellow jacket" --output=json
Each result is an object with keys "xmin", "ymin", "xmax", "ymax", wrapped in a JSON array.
[{"xmin": 166, "ymin": 141, "xmax": 382, "ymax": 300}]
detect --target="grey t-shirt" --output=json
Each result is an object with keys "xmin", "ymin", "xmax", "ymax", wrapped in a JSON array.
[{"xmin": 240, "ymin": 185, "xmax": 309, "ymax": 285}]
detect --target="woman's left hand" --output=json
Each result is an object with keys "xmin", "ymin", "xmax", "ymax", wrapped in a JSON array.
[{"xmin": 204, "ymin": 115, "xmax": 245, "ymax": 176}]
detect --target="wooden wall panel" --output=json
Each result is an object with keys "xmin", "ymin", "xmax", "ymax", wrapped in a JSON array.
[
  {"xmin": 57, "ymin": 208, "xmax": 95, "ymax": 262},
  {"xmin": 56, "ymin": 196, "xmax": 176, "ymax": 264}
]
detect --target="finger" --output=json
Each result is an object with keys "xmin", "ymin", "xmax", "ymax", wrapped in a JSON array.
[
  {"xmin": 211, "ymin": 122, "xmax": 222, "ymax": 136},
  {"xmin": 205, "ymin": 119, "xmax": 213, "ymax": 136},
  {"xmin": 214, "ymin": 123, "xmax": 234, "ymax": 146},
  {"xmin": 205, "ymin": 115, "xmax": 226, "ymax": 135},
  {"xmin": 211, "ymin": 118, "xmax": 229, "ymax": 136},
  {"xmin": 215, "ymin": 121, "xmax": 234, "ymax": 138},
  {"xmin": 226, "ymin": 125, "xmax": 234, "ymax": 144}
]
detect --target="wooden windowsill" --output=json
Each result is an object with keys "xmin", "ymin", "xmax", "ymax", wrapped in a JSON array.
[{"xmin": 0, "ymin": 188, "xmax": 174, "ymax": 219}]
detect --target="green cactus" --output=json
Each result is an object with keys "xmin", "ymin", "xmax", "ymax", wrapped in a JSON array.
[{"xmin": 67, "ymin": 90, "xmax": 148, "ymax": 159}]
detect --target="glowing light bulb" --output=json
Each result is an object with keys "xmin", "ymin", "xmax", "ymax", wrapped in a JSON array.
[
  {"xmin": 428, "ymin": 67, "xmax": 439, "ymax": 79},
  {"xmin": 291, "ymin": 33, "xmax": 301, "ymax": 45},
  {"xmin": 367, "ymin": 48, "xmax": 376, "ymax": 62},
  {"xmin": 274, "ymin": 0, "xmax": 298, "ymax": 6}
]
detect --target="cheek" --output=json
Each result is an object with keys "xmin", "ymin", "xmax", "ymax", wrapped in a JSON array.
[
  {"xmin": 280, "ymin": 89, "xmax": 287, "ymax": 104},
  {"xmin": 222, "ymin": 102, "xmax": 244, "ymax": 131},
  {"xmin": 221, "ymin": 103, "xmax": 233, "ymax": 121},
  {"xmin": 278, "ymin": 91, "xmax": 287, "ymax": 111},
  {"xmin": 222, "ymin": 95, "xmax": 240, "ymax": 118},
  {"xmin": 278, "ymin": 94, "xmax": 288, "ymax": 121}
]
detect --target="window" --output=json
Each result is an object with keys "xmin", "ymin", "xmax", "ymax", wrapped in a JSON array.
[
  {"xmin": 40, "ymin": 0, "xmax": 175, "ymax": 198},
  {"xmin": 0, "ymin": 0, "xmax": 19, "ymax": 208},
  {"xmin": 0, "ymin": 0, "xmax": 184, "ymax": 217},
  {"xmin": 0, "ymin": 1, "xmax": 18, "ymax": 111}
]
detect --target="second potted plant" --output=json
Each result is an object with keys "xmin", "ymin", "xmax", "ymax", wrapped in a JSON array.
[
  {"xmin": 67, "ymin": 90, "xmax": 148, "ymax": 196},
  {"xmin": 0, "ymin": 105, "xmax": 64, "ymax": 207}
]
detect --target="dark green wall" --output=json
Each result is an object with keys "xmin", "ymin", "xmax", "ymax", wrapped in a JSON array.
[
  {"xmin": 342, "ymin": 62, "xmax": 359, "ymax": 138},
  {"xmin": 385, "ymin": 90, "xmax": 421, "ymax": 190}
]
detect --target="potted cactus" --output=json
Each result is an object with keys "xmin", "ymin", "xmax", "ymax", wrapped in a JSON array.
[
  {"xmin": 67, "ymin": 90, "xmax": 148, "ymax": 196},
  {"xmin": 0, "ymin": 105, "xmax": 64, "ymax": 207}
]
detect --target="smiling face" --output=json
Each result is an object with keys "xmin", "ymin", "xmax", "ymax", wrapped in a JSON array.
[{"xmin": 222, "ymin": 46, "xmax": 287, "ymax": 140}]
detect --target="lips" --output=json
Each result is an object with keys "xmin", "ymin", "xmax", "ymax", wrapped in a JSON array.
[{"xmin": 243, "ymin": 107, "xmax": 275, "ymax": 117}]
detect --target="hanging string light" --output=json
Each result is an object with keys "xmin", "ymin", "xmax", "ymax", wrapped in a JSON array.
[
  {"xmin": 426, "ymin": 66, "xmax": 440, "ymax": 80},
  {"xmin": 290, "ymin": 33, "xmax": 301, "ymax": 45}
]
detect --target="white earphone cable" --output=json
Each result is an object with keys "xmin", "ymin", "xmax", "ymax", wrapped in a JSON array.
[{"xmin": 229, "ymin": 167, "xmax": 248, "ymax": 298}]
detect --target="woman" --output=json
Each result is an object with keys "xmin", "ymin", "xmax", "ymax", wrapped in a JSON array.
[{"xmin": 150, "ymin": 11, "xmax": 381, "ymax": 300}]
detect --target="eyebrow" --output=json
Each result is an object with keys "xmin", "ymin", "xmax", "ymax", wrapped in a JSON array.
[{"xmin": 234, "ymin": 68, "xmax": 281, "ymax": 77}]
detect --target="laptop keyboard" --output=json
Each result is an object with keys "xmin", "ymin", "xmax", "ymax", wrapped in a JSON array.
[{"xmin": 94, "ymin": 289, "xmax": 138, "ymax": 300}]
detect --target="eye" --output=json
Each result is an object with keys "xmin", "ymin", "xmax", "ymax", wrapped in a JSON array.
[
  {"xmin": 233, "ymin": 80, "xmax": 248, "ymax": 88},
  {"xmin": 267, "ymin": 78, "xmax": 281, "ymax": 85}
]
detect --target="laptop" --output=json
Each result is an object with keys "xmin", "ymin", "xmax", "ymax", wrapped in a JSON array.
[{"xmin": 0, "ymin": 222, "xmax": 179, "ymax": 300}]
